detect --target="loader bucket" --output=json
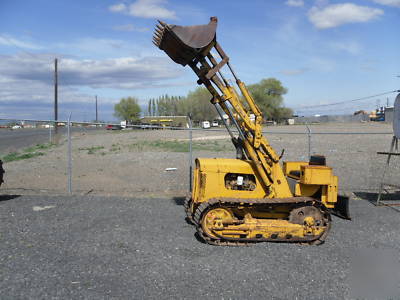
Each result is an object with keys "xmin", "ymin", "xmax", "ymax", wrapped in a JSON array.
[
  {"xmin": 153, "ymin": 17, "xmax": 218, "ymax": 66},
  {"xmin": 330, "ymin": 195, "xmax": 351, "ymax": 220}
]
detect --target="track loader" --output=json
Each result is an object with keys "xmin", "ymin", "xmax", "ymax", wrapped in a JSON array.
[{"xmin": 153, "ymin": 17, "xmax": 350, "ymax": 246}]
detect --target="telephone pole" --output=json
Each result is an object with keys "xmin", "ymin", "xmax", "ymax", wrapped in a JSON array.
[
  {"xmin": 95, "ymin": 95, "xmax": 98, "ymax": 122},
  {"xmin": 54, "ymin": 58, "xmax": 58, "ymax": 135}
]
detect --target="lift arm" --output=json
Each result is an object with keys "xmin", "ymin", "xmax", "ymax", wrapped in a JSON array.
[{"xmin": 153, "ymin": 17, "xmax": 291, "ymax": 197}]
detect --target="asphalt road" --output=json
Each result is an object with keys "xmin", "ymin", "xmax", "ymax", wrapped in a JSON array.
[
  {"xmin": 1, "ymin": 195, "xmax": 399, "ymax": 299},
  {"xmin": 0, "ymin": 127, "xmax": 99, "ymax": 154}
]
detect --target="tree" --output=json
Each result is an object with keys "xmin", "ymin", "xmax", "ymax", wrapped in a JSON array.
[
  {"xmin": 114, "ymin": 97, "xmax": 141, "ymax": 122},
  {"xmin": 247, "ymin": 78, "xmax": 293, "ymax": 122},
  {"xmin": 147, "ymin": 99, "xmax": 151, "ymax": 116},
  {"xmin": 185, "ymin": 87, "xmax": 217, "ymax": 122},
  {"xmin": 152, "ymin": 99, "xmax": 156, "ymax": 116}
]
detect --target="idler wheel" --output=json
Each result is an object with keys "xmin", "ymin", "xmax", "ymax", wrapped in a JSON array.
[{"xmin": 201, "ymin": 207, "xmax": 234, "ymax": 239}]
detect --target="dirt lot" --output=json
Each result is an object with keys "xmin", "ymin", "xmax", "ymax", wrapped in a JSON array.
[{"xmin": 1, "ymin": 122, "xmax": 398, "ymax": 197}]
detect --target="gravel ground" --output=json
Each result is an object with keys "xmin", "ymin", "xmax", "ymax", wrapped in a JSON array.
[
  {"xmin": 1, "ymin": 194, "xmax": 399, "ymax": 299},
  {"xmin": 1, "ymin": 122, "xmax": 398, "ymax": 198}
]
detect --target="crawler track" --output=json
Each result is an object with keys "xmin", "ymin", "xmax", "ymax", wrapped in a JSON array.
[
  {"xmin": 184, "ymin": 194, "xmax": 194, "ymax": 224},
  {"xmin": 192, "ymin": 197, "xmax": 331, "ymax": 246},
  {"xmin": 0, "ymin": 160, "xmax": 4, "ymax": 187}
]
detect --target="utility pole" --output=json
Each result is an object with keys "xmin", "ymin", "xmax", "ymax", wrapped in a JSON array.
[
  {"xmin": 95, "ymin": 95, "xmax": 98, "ymax": 123},
  {"xmin": 54, "ymin": 58, "xmax": 58, "ymax": 136},
  {"xmin": 376, "ymin": 99, "xmax": 380, "ymax": 110}
]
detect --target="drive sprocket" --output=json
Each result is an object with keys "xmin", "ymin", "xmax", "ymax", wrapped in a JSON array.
[{"xmin": 289, "ymin": 205, "xmax": 331, "ymax": 245}]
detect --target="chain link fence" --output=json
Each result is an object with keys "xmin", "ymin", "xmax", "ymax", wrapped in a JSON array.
[{"xmin": 1, "ymin": 119, "xmax": 398, "ymax": 203}]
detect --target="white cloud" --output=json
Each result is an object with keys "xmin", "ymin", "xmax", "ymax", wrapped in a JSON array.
[
  {"xmin": 330, "ymin": 41, "xmax": 361, "ymax": 54},
  {"xmin": 285, "ymin": 0, "xmax": 304, "ymax": 7},
  {"xmin": 0, "ymin": 53, "xmax": 183, "ymax": 107},
  {"xmin": 309, "ymin": 57, "xmax": 336, "ymax": 72},
  {"xmin": 279, "ymin": 68, "xmax": 308, "ymax": 75},
  {"xmin": 0, "ymin": 35, "xmax": 42, "ymax": 50},
  {"xmin": 308, "ymin": 3, "xmax": 383, "ymax": 29},
  {"xmin": 372, "ymin": 0, "xmax": 400, "ymax": 7},
  {"xmin": 56, "ymin": 38, "xmax": 136, "ymax": 58},
  {"xmin": 109, "ymin": 3, "xmax": 127, "ymax": 12},
  {"xmin": 109, "ymin": 0, "xmax": 177, "ymax": 19},
  {"xmin": 112, "ymin": 24, "xmax": 149, "ymax": 32}
]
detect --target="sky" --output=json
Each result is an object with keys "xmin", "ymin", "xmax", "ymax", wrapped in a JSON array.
[{"xmin": 0, "ymin": 0, "xmax": 399, "ymax": 121}]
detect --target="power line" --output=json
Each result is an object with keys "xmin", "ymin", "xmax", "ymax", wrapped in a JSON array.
[
  {"xmin": 295, "ymin": 90, "xmax": 400, "ymax": 111},
  {"xmin": 0, "ymin": 35, "xmax": 38, "ymax": 58}
]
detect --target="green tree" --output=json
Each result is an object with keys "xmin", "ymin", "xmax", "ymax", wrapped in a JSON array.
[
  {"xmin": 152, "ymin": 98, "xmax": 156, "ymax": 116},
  {"xmin": 247, "ymin": 78, "xmax": 293, "ymax": 122},
  {"xmin": 185, "ymin": 87, "xmax": 217, "ymax": 122},
  {"xmin": 147, "ymin": 99, "xmax": 151, "ymax": 116},
  {"xmin": 114, "ymin": 97, "xmax": 141, "ymax": 122}
]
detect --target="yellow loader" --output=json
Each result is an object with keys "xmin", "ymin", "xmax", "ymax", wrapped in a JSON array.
[{"xmin": 153, "ymin": 17, "xmax": 350, "ymax": 246}]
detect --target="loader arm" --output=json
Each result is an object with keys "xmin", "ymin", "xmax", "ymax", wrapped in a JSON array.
[{"xmin": 154, "ymin": 17, "xmax": 291, "ymax": 198}]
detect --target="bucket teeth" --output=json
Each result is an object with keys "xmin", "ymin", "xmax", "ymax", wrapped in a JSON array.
[
  {"xmin": 155, "ymin": 26, "xmax": 164, "ymax": 33},
  {"xmin": 154, "ymin": 29, "xmax": 163, "ymax": 37},
  {"xmin": 152, "ymin": 37, "xmax": 162, "ymax": 47},
  {"xmin": 154, "ymin": 31, "xmax": 163, "ymax": 39},
  {"xmin": 156, "ymin": 24, "xmax": 165, "ymax": 31},
  {"xmin": 153, "ymin": 22, "xmax": 167, "ymax": 48},
  {"xmin": 152, "ymin": 37, "xmax": 160, "ymax": 44}
]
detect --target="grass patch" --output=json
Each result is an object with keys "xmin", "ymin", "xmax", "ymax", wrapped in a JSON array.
[
  {"xmin": 78, "ymin": 146, "xmax": 105, "ymax": 154},
  {"xmin": 23, "ymin": 143, "xmax": 54, "ymax": 153},
  {"xmin": 1, "ymin": 143, "xmax": 54, "ymax": 162},
  {"xmin": 110, "ymin": 143, "xmax": 121, "ymax": 152},
  {"xmin": 2, "ymin": 151, "xmax": 45, "ymax": 162},
  {"xmin": 128, "ymin": 139, "xmax": 231, "ymax": 153}
]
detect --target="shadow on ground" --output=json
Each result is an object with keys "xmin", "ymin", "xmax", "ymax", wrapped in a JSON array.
[
  {"xmin": 354, "ymin": 191, "xmax": 400, "ymax": 212},
  {"xmin": 172, "ymin": 196, "xmax": 185, "ymax": 206},
  {"xmin": 355, "ymin": 191, "xmax": 400, "ymax": 202},
  {"xmin": 0, "ymin": 194, "xmax": 21, "ymax": 202}
]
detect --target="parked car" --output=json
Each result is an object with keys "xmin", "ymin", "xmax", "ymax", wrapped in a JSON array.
[
  {"xmin": 201, "ymin": 121, "xmax": 210, "ymax": 129},
  {"xmin": 106, "ymin": 124, "xmax": 122, "ymax": 130},
  {"xmin": 11, "ymin": 125, "xmax": 22, "ymax": 129}
]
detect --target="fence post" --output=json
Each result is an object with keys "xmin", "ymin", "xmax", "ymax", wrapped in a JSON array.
[
  {"xmin": 188, "ymin": 114, "xmax": 193, "ymax": 192},
  {"xmin": 49, "ymin": 125, "xmax": 52, "ymax": 144},
  {"xmin": 67, "ymin": 113, "xmax": 72, "ymax": 194},
  {"xmin": 306, "ymin": 123, "xmax": 312, "ymax": 159}
]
